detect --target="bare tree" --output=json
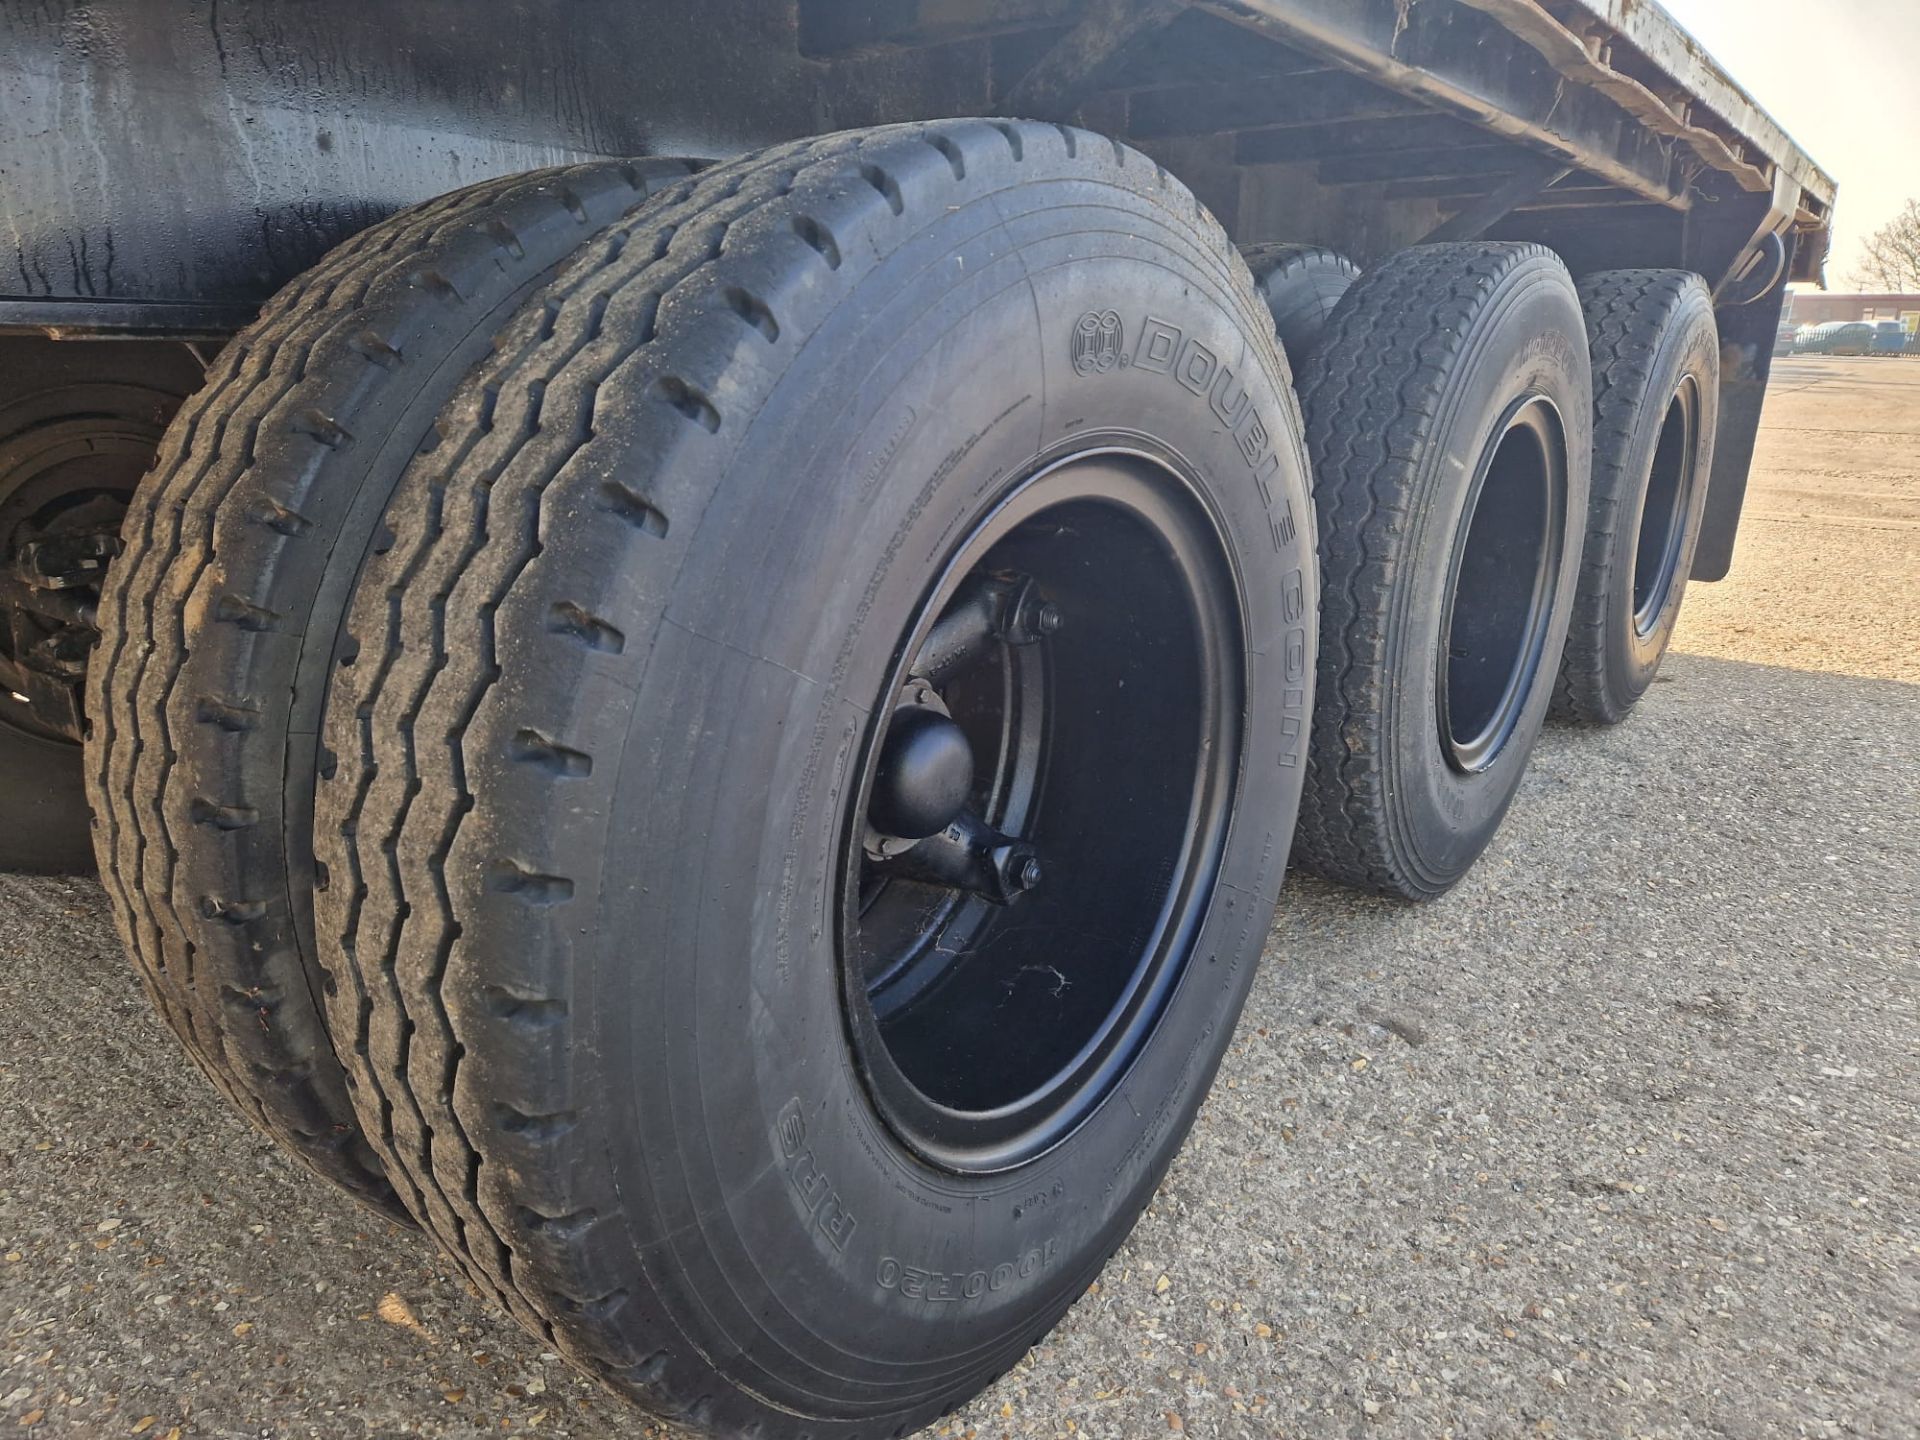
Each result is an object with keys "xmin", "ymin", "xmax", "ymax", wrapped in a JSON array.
[{"xmin": 1854, "ymin": 199, "xmax": 1920, "ymax": 290}]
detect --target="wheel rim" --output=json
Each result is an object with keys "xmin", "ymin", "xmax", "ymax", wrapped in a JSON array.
[
  {"xmin": 1437, "ymin": 396, "xmax": 1568, "ymax": 774},
  {"xmin": 839, "ymin": 447, "xmax": 1245, "ymax": 1174},
  {"xmin": 1631, "ymin": 377, "xmax": 1699, "ymax": 636},
  {"xmin": 0, "ymin": 413, "xmax": 158, "ymax": 746}
]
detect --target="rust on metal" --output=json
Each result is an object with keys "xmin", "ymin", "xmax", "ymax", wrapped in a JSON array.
[{"xmin": 1451, "ymin": 0, "xmax": 1771, "ymax": 194}]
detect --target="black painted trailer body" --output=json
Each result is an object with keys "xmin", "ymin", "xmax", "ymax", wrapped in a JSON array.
[{"xmin": 2, "ymin": 0, "xmax": 1834, "ymax": 575}]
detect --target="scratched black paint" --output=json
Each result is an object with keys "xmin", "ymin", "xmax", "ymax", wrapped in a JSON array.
[{"xmin": 0, "ymin": 0, "xmax": 996, "ymax": 316}]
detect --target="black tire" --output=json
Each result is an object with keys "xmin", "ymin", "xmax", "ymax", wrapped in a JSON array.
[
  {"xmin": 84, "ymin": 159, "xmax": 691, "ymax": 1218},
  {"xmin": 314, "ymin": 120, "xmax": 1314, "ymax": 1436},
  {"xmin": 0, "ymin": 338, "xmax": 203, "ymax": 873},
  {"xmin": 1292, "ymin": 243, "xmax": 1591, "ymax": 899},
  {"xmin": 1243, "ymin": 244, "xmax": 1360, "ymax": 364},
  {"xmin": 1555, "ymin": 270, "xmax": 1719, "ymax": 723}
]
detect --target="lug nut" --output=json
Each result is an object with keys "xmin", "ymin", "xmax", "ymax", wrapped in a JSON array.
[
  {"xmin": 1017, "ymin": 856, "xmax": 1044, "ymax": 890},
  {"xmin": 1037, "ymin": 602, "xmax": 1063, "ymax": 635}
]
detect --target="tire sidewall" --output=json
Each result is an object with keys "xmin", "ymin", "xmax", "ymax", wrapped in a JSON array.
[
  {"xmin": 1388, "ymin": 261, "xmax": 1591, "ymax": 891},
  {"xmin": 587, "ymin": 182, "xmax": 1313, "ymax": 1408}
]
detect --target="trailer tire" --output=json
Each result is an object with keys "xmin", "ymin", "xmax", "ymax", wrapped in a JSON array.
[
  {"xmin": 1244, "ymin": 244, "xmax": 1359, "ymax": 365},
  {"xmin": 84, "ymin": 159, "xmax": 691, "ymax": 1219},
  {"xmin": 1292, "ymin": 243, "xmax": 1590, "ymax": 899},
  {"xmin": 1554, "ymin": 270, "xmax": 1719, "ymax": 723},
  {"xmin": 315, "ymin": 120, "xmax": 1312, "ymax": 1437}
]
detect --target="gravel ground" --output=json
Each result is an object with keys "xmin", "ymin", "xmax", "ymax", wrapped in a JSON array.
[{"xmin": 2, "ymin": 364, "xmax": 1916, "ymax": 1439}]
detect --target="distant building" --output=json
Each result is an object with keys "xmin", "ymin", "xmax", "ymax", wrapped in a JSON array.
[{"xmin": 1784, "ymin": 292, "xmax": 1920, "ymax": 330}]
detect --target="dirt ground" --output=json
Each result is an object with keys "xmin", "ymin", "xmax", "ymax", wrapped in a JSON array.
[
  {"xmin": 1, "ymin": 358, "xmax": 1916, "ymax": 1439},
  {"xmin": 1674, "ymin": 356, "xmax": 1920, "ymax": 683}
]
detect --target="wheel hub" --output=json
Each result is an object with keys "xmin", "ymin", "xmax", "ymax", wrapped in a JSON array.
[
  {"xmin": 1, "ymin": 419, "xmax": 152, "ymax": 745},
  {"xmin": 869, "ymin": 702, "xmax": 974, "ymax": 842},
  {"xmin": 865, "ymin": 669, "xmax": 1048, "ymax": 904}
]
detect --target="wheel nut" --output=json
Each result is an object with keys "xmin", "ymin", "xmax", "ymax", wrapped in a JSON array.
[
  {"xmin": 1017, "ymin": 856, "xmax": 1044, "ymax": 890},
  {"xmin": 1037, "ymin": 603, "xmax": 1063, "ymax": 635}
]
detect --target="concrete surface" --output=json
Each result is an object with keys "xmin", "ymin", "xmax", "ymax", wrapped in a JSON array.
[
  {"xmin": 1678, "ymin": 357, "xmax": 1919, "ymax": 685},
  {"xmin": 2, "ymin": 361, "xmax": 1916, "ymax": 1439}
]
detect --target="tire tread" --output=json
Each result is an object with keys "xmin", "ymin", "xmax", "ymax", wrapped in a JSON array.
[{"xmin": 85, "ymin": 160, "xmax": 689, "ymax": 1216}]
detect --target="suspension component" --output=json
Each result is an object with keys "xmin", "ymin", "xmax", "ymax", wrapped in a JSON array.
[
  {"xmin": 871, "ymin": 807, "xmax": 1043, "ymax": 906},
  {"xmin": 0, "ymin": 497, "xmax": 125, "ymax": 741}
]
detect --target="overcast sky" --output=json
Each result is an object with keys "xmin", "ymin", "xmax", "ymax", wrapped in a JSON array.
[{"xmin": 1657, "ymin": 0, "xmax": 1920, "ymax": 288}]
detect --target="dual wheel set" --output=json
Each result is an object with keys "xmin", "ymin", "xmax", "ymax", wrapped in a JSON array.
[{"xmin": 7, "ymin": 121, "xmax": 1718, "ymax": 1437}]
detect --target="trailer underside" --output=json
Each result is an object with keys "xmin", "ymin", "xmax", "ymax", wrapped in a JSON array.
[
  {"xmin": 1, "ymin": 0, "xmax": 1835, "ymax": 322},
  {"xmin": 0, "ymin": 0, "xmax": 1836, "ymax": 585}
]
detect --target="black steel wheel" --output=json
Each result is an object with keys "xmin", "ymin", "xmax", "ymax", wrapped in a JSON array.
[
  {"xmin": 844, "ymin": 449, "xmax": 1245, "ymax": 1172},
  {"xmin": 314, "ymin": 121, "xmax": 1315, "ymax": 1439},
  {"xmin": 1631, "ymin": 376, "xmax": 1700, "ymax": 631},
  {"xmin": 1555, "ymin": 270, "xmax": 1720, "ymax": 723},
  {"xmin": 1437, "ymin": 395, "xmax": 1570, "ymax": 773},
  {"xmin": 0, "ymin": 337, "xmax": 203, "ymax": 874}
]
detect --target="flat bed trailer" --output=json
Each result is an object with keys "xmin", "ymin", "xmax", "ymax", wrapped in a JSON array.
[{"xmin": 0, "ymin": 4, "xmax": 1832, "ymax": 1435}]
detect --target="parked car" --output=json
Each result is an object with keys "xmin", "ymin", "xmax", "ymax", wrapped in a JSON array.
[
  {"xmin": 1795, "ymin": 320, "xmax": 1875, "ymax": 355},
  {"xmin": 1872, "ymin": 320, "xmax": 1911, "ymax": 355}
]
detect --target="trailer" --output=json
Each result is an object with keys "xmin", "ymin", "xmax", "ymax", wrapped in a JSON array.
[{"xmin": 0, "ymin": 3, "xmax": 1833, "ymax": 1434}]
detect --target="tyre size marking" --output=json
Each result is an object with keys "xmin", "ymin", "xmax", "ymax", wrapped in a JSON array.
[
  {"xmin": 876, "ymin": 1239, "xmax": 1057, "ymax": 1302},
  {"xmin": 1223, "ymin": 884, "xmax": 1261, "ymax": 991},
  {"xmin": 775, "ymin": 1099, "xmax": 858, "ymax": 1252},
  {"xmin": 916, "ymin": 394, "xmax": 1035, "ymax": 568},
  {"xmin": 775, "ymin": 711, "xmax": 858, "ymax": 987},
  {"xmin": 859, "ymin": 405, "xmax": 917, "ymax": 492},
  {"xmin": 1125, "ymin": 314, "xmax": 1300, "ymax": 558},
  {"xmin": 841, "ymin": 1091, "xmax": 956, "ymax": 1214}
]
